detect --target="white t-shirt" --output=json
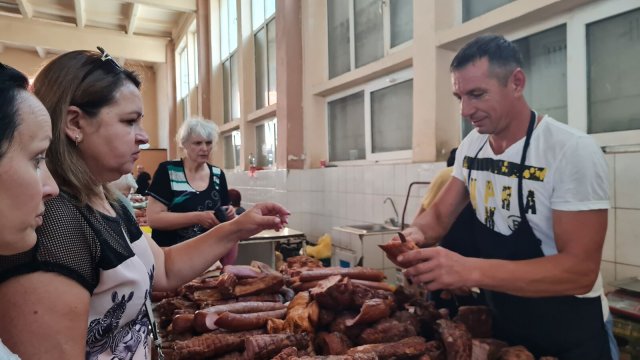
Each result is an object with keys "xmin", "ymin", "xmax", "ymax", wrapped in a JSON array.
[
  {"xmin": 452, "ymin": 115, "xmax": 609, "ymax": 300},
  {"xmin": 0, "ymin": 340, "xmax": 20, "ymax": 360}
]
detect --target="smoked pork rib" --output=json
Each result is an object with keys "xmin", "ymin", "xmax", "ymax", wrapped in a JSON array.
[
  {"xmin": 271, "ymin": 346, "xmax": 301, "ymax": 359},
  {"xmin": 454, "ymin": 306, "xmax": 493, "ymax": 339},
  {"xmin": 345, "ymin": 336, "xmax": 430, "ymax": 359},
  {"xmin": 424, "ymin": 340, "xmax": 446, "ymax": 360},
  {"xmin": 471, "ymin": 338, "xmax": 508, "ymax": 360},
  {"xmin": 378, "ymin": 241, "xmax": 419, "ymax": 267},
  {"xmin": 243, "ymin": 333, "xmax": 310, "ymax": 360},
  {"xmin": 497, "ymin": 345, "xmax": 535, "ymax": 360},
  {"xmin": 436, "ymin": 319, "xmax": 472, "ymax": 360},
  {"xmin": 283, "ymin": 291, "xmax": 318, "ymax": 334},
  {"xmin": 193, "ymin": 301, "xmax": 287, "ymax": 333},
  {"xmin": 234, "ymin": 273, "xmax": 284, "ymax": 297},
  {"xmin": 357, "ymin": 317, "xmax": 417, "ymax": 345},
  {"xmin": 316, "ymin": 331, "xmax": 353, "ymax": 355},
  {"xmin": 169, "ymin": 329, "xmax": 264, "ymax": 360},
  {"xmin": 213, "ymin": 308, "xmax": 287, "ymax": 331},
  {"xmin": 311, "ymin": 275, "xmax": 354, "ymax": 310},
  {"xmin": 344, "ymin": 298, "xmax": 393, "ymax": 327}
]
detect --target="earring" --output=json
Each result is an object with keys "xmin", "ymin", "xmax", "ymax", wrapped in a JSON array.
[{"xmin": 75, "ymin": 134, "xmax": 81, "ymax": 146}]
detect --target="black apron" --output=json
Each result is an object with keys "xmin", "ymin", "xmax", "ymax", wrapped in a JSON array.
[{"xmin": 467, "ymin": 111, "xmax": 612, "ymax": 359}]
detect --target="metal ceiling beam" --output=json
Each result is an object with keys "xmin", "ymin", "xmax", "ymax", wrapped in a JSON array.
[
  {"xmin": 35, "ymin": 46, "xmax": 46, "ymax": 58},
  {"xmin": 74, "ymin": 0, "xmax": 86, "ymax": 28},
  {"xmin": 16, "ymin": 0, "xmax": 34, "ymax": 19},
  {"xmin": 0, "ymin": 16, "xmax": 167, "ymax": 63},
  {"xmin": 122, "ymin": 0, "xmax": 196, "ymax": 13},
  {"xmin": 127, "ymin": 3, "xmax": 141, "ymax": 35}
]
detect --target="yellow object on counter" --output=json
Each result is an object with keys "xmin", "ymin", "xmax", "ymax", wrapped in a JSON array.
[{"xmin": 306, "ymin": 233, "xmax": 332, "ymax": 260}]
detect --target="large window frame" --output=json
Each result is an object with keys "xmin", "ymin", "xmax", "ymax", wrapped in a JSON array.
[
  {"xmin": 176, "ymin": 22, "xmax": 199, "ymax": 120},
  {"xmin": 177, "ymin": 41, "xmax": 190, "ymax": 101},
  {"xmin": 327, "ymin": 0, "xmax": 413, "ymax": 79},
  {"xmin": 223, "ymin": 130, "xmax": 242, "ymax": 170},
  {"xmin": 254, "ymin": 117, "xmax": 277, "ymax": 169},
  {"xmin": 253, "ymin": 0, "xmax": 277, "ymax": 110},
  {"xmin": 459, "ymin": 0, "xmax": 514, "ymax": 23},
  {"xmin": 325, "ymin": 67, "xmax": 414, "ymax": 164},
  {"xmin": 457, "ymin": 0, "xmax": 640, "ymax": 147},
  {"xmin": 220, "ymin": 0, "xmax": 240, "ymax": 124}
]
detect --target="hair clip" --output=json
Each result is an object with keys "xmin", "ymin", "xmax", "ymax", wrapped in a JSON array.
[{"xmin": 96, "ymin": 46, "xmax": 123, "ymax": 71}]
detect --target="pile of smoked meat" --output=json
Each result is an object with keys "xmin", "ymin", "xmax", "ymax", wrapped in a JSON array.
[{"xmin": 151, "ymin": 256, "xmax": 551, "ymax": 360}]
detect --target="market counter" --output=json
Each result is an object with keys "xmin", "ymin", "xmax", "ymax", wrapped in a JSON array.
[{"xmin": 235, "ymin": 227, "xmax": 306, "ymax": 268}]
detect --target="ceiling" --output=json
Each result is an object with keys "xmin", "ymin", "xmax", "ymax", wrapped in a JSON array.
[{"xmin": 0, "ymin": 0, "xmax": 197, "ymax": 63}]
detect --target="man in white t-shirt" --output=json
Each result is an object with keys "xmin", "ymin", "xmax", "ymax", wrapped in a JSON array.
[{"xmin": 390, "ymin": 35, "xmax": 617, "ymax": 359}]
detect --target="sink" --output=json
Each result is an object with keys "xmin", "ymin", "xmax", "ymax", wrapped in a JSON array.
[{"xmin": 340, "ymin": 223, "xmax": 405, "ymax": 234}]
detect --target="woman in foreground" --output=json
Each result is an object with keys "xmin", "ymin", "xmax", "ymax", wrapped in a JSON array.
[
  {"xmin": 0, "ymin": 63, "xmax": 59, "ymax": 358},
  {"xmin": 0, "ymin": 49, "xmax": 288, "ymax": 359}
]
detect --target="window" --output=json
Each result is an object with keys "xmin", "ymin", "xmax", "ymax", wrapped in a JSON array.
[
  {"xmin": 327, "ymin": 68, "xmax": 413, "ymax": 162},
  {"xmin": 462, "ymin": 0, "xmax": 513, "ymax": 22},
  {"xmin": 223, "ymin": 54, "xmax": 240, "ymax": 123},
  {"xmin": 253, "ymin": 0, "xmax": 277, "ymax": 109},
  {"xmin": 178, "ymin": 46, "xmax": 189, "ymax": 99},
  {"xmin": 255, "ymin": 117, "xmax": 277, "ymax": 168},
  {"xmin": 587, "ymin": 8, "xmax": 640, "ymax": 133},
  {"xmin": 327, "ymin": 0, "xmax": 350, "ymax": 79},
  {"xmin": 390, "ymin": 0, "xmax": 413, "ymax": 48},
  {"xmin": 370, "ymin": 78, "xmax": 413, "ymax": 153},
  {"xmin": 354, "ymin": 0, "xmax": 384, "ymax": 68},
  {"xmin": 177, "ymin": 25, "xmax": 199, "ymax": 101},
  {"xmin": 328, "ymin": 91, "xmax": 365, "ymax": 161},
  {"xmin": 223, "ymin": 130, "xmax": 242, "ymax": 169},
  {"xmin": 176, "ymin": 24, "xmax": 199, "ymax": 120},
  {"xmin": 454, "ymin": 2, "xmax": 640, "ymax": 146},
  {"xmin": 192, "ymin": 33, "xmax": 199, "ymax": 87},
  {"xmin": 220, "ymin": 0, "xmax": 238, "ymax": 59},
  {"xmin": 221, "ymin": 0, "xmax": 239, "ymax": 123},
  {"xmin": 515, "ymin": 25, "xmax": 567, "ymax": 124},
  {"xmin": 328, "ymin": 0, "xmax": 413, "ymax": 79}
]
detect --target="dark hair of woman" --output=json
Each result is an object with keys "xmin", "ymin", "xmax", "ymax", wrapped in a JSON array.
[{"xmin": 0, "ymin": 63, "xmax": 30, "ymax": 160}]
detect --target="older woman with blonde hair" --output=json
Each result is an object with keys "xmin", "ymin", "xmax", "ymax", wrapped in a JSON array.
[{"xmin": 146, "ymin": 117, "xmax": 237, "ymax": 258}]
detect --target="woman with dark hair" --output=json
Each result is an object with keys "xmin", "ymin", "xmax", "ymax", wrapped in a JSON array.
[
  {"xmin": 0, "ymin": 49, "xmax": 289, "ymax": 359},
  {"xmin": 0, "ymin": 63, "xmax": 59, "ymax": 358},
  {"xmin": 228, "ymin": 188, "xmax": 246, "ymax": 215}
]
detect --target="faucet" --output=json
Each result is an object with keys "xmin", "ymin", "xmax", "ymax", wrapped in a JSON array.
[
  {"xmin": 400, "ymin": 181, "xmax": 430, "ymax": 230},
  {"xmin": 383, "ymin": 197, "xmax": 399, "ymax": 228}
]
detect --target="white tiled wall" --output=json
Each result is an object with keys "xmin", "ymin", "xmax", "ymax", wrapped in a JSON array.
[
  {"xmin": 226, "ymin": 162, "xmax": 444, "ymax": 245},
  {"xmin": 226, "ymin": 151, "xmax": 640, "ymax": 289},
  {"xmin": 603, "ymin": 151, "xmax": 640, "ymax": 290}
]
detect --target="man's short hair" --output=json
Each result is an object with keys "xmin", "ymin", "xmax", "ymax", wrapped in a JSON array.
[{"xmin": 450, "ymin": 34, "xmax": 523, "ymax": 85}]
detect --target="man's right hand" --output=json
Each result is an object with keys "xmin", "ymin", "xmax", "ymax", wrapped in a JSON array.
[{"xmin": 401, "ymin": 226, "xmax": 427, "ymax": 248}]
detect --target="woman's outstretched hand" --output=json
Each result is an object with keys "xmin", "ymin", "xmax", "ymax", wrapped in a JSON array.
[{"xmin": 230, "ymin": 202, "xmax": 290, "ymax": 239}]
